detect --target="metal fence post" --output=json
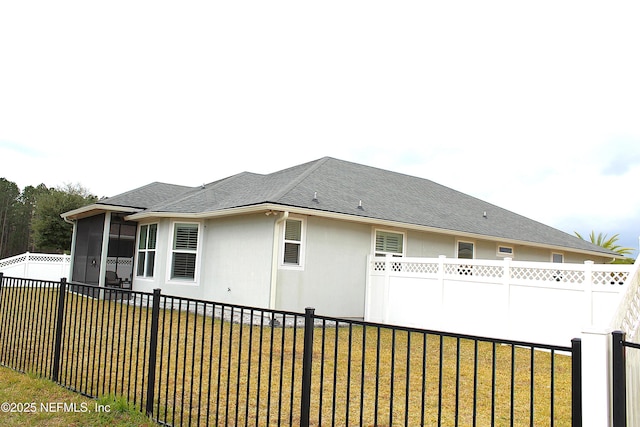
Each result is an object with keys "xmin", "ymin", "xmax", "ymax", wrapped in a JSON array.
[
  {"xmin": 145, "ymin": 289, "xmax": 162, "ymax": 417},
  {"xmin": 612, "ymin": 330, "xmax": 627, "ymax": 427},
  {"xmin": 51, "ymin": 278, "xmax": 67, "ymax": 382},
  {"xmin": 571, "ymin": 338, "xmax": 582, "ymax": 427},
  {"xmin": 300, "ymin": 307, "xmax": 315, "ymax": 427}
]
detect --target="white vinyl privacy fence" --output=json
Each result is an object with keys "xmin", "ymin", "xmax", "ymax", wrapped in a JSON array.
[
  {"xmin": 611, "ymin": 257, "xmax": 640, "ymax": 427},
  {"xmin": 365, "ymin": 255, "xmax": 633, "ymax": 347},
  {"xmin": 0, "ymin": 252, "xmax": 70, "ymax": 281}
]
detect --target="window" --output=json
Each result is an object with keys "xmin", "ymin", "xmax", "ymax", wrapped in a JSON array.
[
  {"xmin": 170, "ymin": 223, "xmax": 199, "ymax": 280},
  {"xmin": 282, "ymin": 219, "xmax": 304, "ymax": 267},
  {"xmin": 137, "ymin": 223, "xmax": 157, "ymax": 277},
  {"xmin": 375, "ymin": 230, "xmax": 404, "ymax": 257},
  {"xmin": 457, "ymin": 241, "xmax": 474, "ymax": 259},
  {"xmin": 497, "ymin": 245, "xmax": 514, "ymax": 257},
  {"xmin": 552, "ymin": 252, "xmax": 564, "ymax": 263}
]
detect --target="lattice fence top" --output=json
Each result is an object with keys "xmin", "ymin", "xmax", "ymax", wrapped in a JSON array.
[
  {"xmin": 0, "ymin": 254, "xmax": 27, "ymax": 268},
  {"xmin": 511, "ymin": 267, "xmax": 585, "ymax": 284},
  {"xmin": 106, "ymin": 257, "xmax": 133, "ymax": 266},
  {"xmin": 28, "ymin": 254, "xmax": 70, "ymax": 263},
  {"xmin": 612, "ymin": 262, "xmax": 640, "ymax": 342},
  {"xmin": 370, "ymin": 256, "xmax": 633, "ymax": 288}
]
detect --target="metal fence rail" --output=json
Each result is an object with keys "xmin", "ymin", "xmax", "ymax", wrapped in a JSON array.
[{"xmin": 0, "ymin": 273, "xmax": 581, "ymax": 426}]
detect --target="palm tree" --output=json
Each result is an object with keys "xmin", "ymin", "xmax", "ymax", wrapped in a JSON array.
[{"xmin": 574, "ymin": 231, "xmax": 635, "ymax": 262}]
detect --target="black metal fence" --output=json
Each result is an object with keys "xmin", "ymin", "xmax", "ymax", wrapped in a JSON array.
[
  {"xmin": 0, "ymin": 273, "xmax": 582, "ymax": 426},
  {"xmin": 612, "ymin": 330, "xmax": 640, "ymax": 427}
]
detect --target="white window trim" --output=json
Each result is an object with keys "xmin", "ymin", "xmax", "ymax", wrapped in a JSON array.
[
  {"xmin": 279, "ymin": 216, "xmax": 306, "ymax": 270},
  {"xmin": 135, "ymin": 222, "xmax": 158, "ymax": 280},
  {"xmin": 166, "ymin": 221, "xmax": 202, "ymax": 285},
  {"xmin": 496, "ymin": 245, "xmax": 514, "ymax": 257},
  {"xmin": 456, "ymin": 239, "xmax": 475, "ymax": 259},
  {"xmin": 551, "ymin": 252, "xmax": 564, "ymax": 263},
  {"xmin": 373, "ymin": 228, "xmax": 406, "ymax": 257}
]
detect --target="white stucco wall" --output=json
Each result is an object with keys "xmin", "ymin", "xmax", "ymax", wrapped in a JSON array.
[
  {"xmin": 200, "ymin": 214, "xmax": 273, "ymax": 307},
  {"xmin": 131, "ymin": 212, "xmax": 613, "ymax": 317},
  {"xmin": 406, "ymin": 228, "xmax": 612, "ymax": 264},
  {"xmin": 276, "ymin": 216, "xmax": 371, "ymax": 318},
  {"xmin": 133, "ymin": 214, "xmax": 274, "ymax": 307}
]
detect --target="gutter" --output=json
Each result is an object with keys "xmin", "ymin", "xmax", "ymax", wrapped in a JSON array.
[{"xmin": 269, "ymin": 211, "xmax": 289, "ymax": 309}]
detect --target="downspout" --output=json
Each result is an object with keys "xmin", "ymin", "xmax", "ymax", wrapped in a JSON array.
[{"xmin": 269, "ymin": 211, "xmax": 289, "ymax": 310}]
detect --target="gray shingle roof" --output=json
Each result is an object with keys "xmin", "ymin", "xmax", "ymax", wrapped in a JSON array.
[
  {"xmin": 105, "ymin": 157, "xmax": 617, "ymax": 256},
  {"xmin": 97, "ymin": 182, "xmax": 194, "ymax": 209}
]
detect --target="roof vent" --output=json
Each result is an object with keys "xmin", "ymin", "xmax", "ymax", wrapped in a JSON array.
[
  {"xmin": 312, "ymin": 192, "xmax": 318, "ymax": 202},
  {"xmin": 358, "ymin": 200, "xmax": 364, "ymax": 210},
  {"xmin": 483, "ymin": 211, "xmax": 487, "ymax": 218}
]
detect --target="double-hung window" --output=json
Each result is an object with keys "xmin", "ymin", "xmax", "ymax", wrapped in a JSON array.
[
  {"xmin": 375, "ymin": 230, "xmax": 405, "ymax": 257},
  {"xmin": 171, "ymin": 223, "xmax": 199, "ymax": 281},
  {"xmin": 282, "ymin": 218, "xmax": 305, "ymax": 267},
  {"xmin": 137, "ymin": 223, "xmax": 157, "ymax": 278}
]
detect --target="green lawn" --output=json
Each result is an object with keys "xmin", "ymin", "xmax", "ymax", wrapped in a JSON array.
[
  {"xmin": 0, "ymin": 365, "xmax": 153, "ymax": 426},
  {"xmin": 1, "ymin": 288, "xmax": 574, "ymax": 426}
]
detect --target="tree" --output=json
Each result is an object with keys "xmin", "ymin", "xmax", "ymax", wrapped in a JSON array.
[
  {"xmin": 574, "ymin": 231, "xmax": 635, "ymax": 263},
  {"xmin": 15, "ymin": 184, "xmax": 49, "ymax": 253},
  {"xmin": 0, "ymin": 178, "xmax": 20, "ymax": 258},
  {"xmin": 32, "ymin": 183, "xmax": 97, "ymax": 253}
]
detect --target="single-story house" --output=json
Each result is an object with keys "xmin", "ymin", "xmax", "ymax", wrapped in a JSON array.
[{"xmin": 61, "ymin": 157, "xmax": 621, "ymax": 317}]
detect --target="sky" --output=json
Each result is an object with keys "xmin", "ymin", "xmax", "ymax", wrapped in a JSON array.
[{"xmin": 1, "ymin": 1, "xmax": 639, "ymax": 256}]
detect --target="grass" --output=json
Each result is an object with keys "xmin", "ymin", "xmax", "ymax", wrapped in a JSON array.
[
  {"xmin": 0, "ymin": 286, "xmax": 574, "ymax": 426},
  {"xmin": 0, "ymin": 365, "xmax": 154, "ymax": 426}
]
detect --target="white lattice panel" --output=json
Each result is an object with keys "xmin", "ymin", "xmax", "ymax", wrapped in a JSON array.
[
  {"xmin": 443, "ymin": 264, "xmax": 475, "ymax": 276},
  {"xmin": 617, "ymin": 268, "xmax": 640, "ymax": 342},
  {"xmin": 107, "ymin": 257, "xmax": 133, "ymax": 266},
  {"xmin": 0, "ymin": 255, "xmax": 27, "ymax": 268},
  {"xmin": 592, "ymin": 270, "xmax": 628, "ymax": 286},
  {"xmin": 511, "ymin": 267, "xmax": 584, "ymax": 284},
  {"xmin": 402, "ymin": 262, "xmax": 439, "ymax": 274},
  {"xmin": 621, "ymin": 291, "xmax": 640, "ymax": 342},
  {"xmin": 373, "ymin": 261, "xmax": 386, "ymax": 272},
  {"xmin": 30, "ymin": 255, "xmax": 69, "ymax": 263},
  {"xmin": 472, "ymin": 265, "xmax": 503, "ymax": 278}
]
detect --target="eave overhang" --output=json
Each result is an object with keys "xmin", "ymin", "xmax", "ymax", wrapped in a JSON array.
[
  {"xmin": 125, "ymin": 203, "xmax": 623, "ymax": 261},
  {"xmin": 61, "ymin": 203, "xmax": 142, "ymax": 221}
]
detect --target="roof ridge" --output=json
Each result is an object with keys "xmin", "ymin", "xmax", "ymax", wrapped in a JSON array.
[{"xmin": 268, "ymin": 157, "xmax": 331, "ymax": 202}]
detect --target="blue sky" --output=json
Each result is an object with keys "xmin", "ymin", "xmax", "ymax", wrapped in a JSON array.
[{"xmin": 1, "ymin": 1, "xmax": 639, "ymax": 257}]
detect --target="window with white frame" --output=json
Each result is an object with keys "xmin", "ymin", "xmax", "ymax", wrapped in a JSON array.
[
  {"xmin": 170, "ymin": 223, "xmax": 199, "ymax": 280},
  {"xmin": 375, "ymin": 230, "xmax": 405, "ymax": 257},
  {"xmin": 137, "ymin": 223, "xmax": 157, "ymax": 277},
  {"xmin": 552, "ymin": 252, "xmax": 564, "ymax": 263},
  {"xmin": 282, "ymin": 218, "xmax": 304, "ymax": 267},
  {"xmin": 457, "ymin": 241, "xmax": 474, "ymax": 259},
  {"xmin": 497, "ymin": 245, "xmax": 514, "ymax": 257}
]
